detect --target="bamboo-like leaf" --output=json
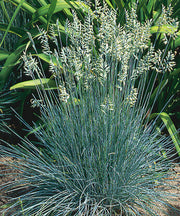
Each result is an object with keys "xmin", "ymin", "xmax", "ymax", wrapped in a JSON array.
[
  {"xmin": 37, "ymin": 0, "xmax": 48, "ymax": 6},
  {"xmin": 0, "ymin": 23, "xmax": 26, "ymax": 37},
  {"xmin": 150, "ymin": 25, "xmax": 179, "ymax": 35},
  {"xmin": 0, "ymin": 0, "xmax": 26, "ymax": 48},
  {"xmin": 9, "ymin": 0, "xmax": 48, "ymax": 24},
  {"xmin": 150, "ymin": 112, "xmax": 180, "ymax": 156},
  {"xmin": 113, "ymin": 0, "xmax": 125, "ymax": 10},
  {"xmin": 32, "ymin": 2, "xmax": 71, "ymax": 22},
  {"xmin": 171, "ymin": 68, "xmax": 180, "ymax": 76},
  {"xmin": 0, "ymin": 49, "xmax": 10, "ymax": 61},
  {"xmin": 63, "ymin": 8, "xmax": 73, "ymax": 19},
  {"xmin": 10, "ymin": 78, "xmax": 57, "ymax": 90},
  {"xmin": 33, "ymin": 53, "xmax": 62, "ymax": 67},
  {"xmin": 172, "ymin": 36, "xmax": 180, "ymax": 49},
  {"xmin": 32, "ymin": 1, "xmax": 91, "ymax": 23},
  {"xmin": 9, "ymin": 0, "xmax": 36, "ymax": 13},
  {"xmin": 47, "ymin": 0, "xmax": 57, "ymax": 30},
  {"xmin": 146, "ymin": 0, "xmax": 155, "ymax": 14},
  {"xmin": 104, "ymin": 0, "xmax": 114, "ymax": 8},
  {"xmin": 0, "ymin": 1, "xmax": 10, "ymax": 22},
  {"xmin": 0, "ymin": 44, "xmax": 26, "ymax": 90},
  {"xmin": 137, "ymin": 0, "xmax": 150, "ymax": 20}
]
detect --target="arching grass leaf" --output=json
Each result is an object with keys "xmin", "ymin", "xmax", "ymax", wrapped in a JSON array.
[
  {"xmin": 0, "ymin": 23, "xmax": 26, "ymax": 37},
  {"xmin": 33, "ymin": 53, "xmax": 62, "ymax": 68},
  {"xmin": 0, "ymin": 44, "xmax": 26, "ymax": 90},
  {"xmin": 150, "ymin": 25, "xmax": 179, "ymax": 35},
  {"xmin": 0, "ymin": 49, "xmax": 10, "ymax": 61},
  {"xmin": 10, "ymin": 78, "xmax": 57, "ymax": 90},
  {"xmin": 150, "ymin": 112, "xmax": 180, "ymax": 157},
  {"xmin": 47, "ymin": 0, "xmax": 57, "ymax": 30}
]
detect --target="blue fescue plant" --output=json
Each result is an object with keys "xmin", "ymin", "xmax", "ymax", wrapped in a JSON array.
[{"xmin": 0, "ymin": 3, "xmax": 179, "ymax": 216}]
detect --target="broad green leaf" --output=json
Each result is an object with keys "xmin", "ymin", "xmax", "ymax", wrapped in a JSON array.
[
  {"xmin": 104, "ymin": 0, "xmax": 114, "ymax": 9},
  {"xmin": 150, "ymin": 112, "xmax": 180, "ymax": 156},
  {"xmin": 0, "ymin": 44, "xmax": 26, "ymax": 90},
  {"xmin": 37, "ymin": 0, "xmax": 48, "ymax": 6},
  {"xmin": 32, "ymin": 2, "xmax": 71, "ymax": 22},
  {"xmin": 150, "ymin": 25, "xmax": 179, "ymax": 35},
  {"xmin": 114, "ymin": 0, "xmax": 125, "ymax": 10},
  {"xmin": 9, "ymin": 0, "xmax": 48, "ymax": 24},
  {"xmin": 137, "ymin": 0, "xmax": 150, "ymax": 21},
  {"xmin": 0, "ymin": 23, "xmax": 26, "ymax": 37},
  {"xmin": 146, "ymin": 0, "xmax": 155, "ymax": 14},
  {"xmin": 0, "ymin": 0, "xmax": 26, "ymax": 48},
  {"xmin": 63, "ymin": 8, "xmax": 73, "ymax": 19},
  {"xmin": 9, "ymin": 0, "xmax": 36, "ymax": 13},
  {"xmin": 33, "ymin": 53, "xmax": 62, "ymax": 68},
  {"xmin": 32, "ymin": 1, "xmax": 91, "ymax": 22},
  {"xmin": 10, "ymin": 78, "xmax": 57, "ymax": 90},
  {"xmin": 172, "ymin": 36, "xmax": 180, "ymax": 49},
  {"xmin": 0, "ymin": 50, "xmax": 10, "ymax": 61},
  {"xmin": 153, "ymin": 10, "xmax": 160, "ymax": 22},
  {"xmin": 47, "ymin": 0, "xmax": 57, "ymax": 30},
  {"xmin": 171, "ymin": 68, "xmax": 180, "ymax": 76}
]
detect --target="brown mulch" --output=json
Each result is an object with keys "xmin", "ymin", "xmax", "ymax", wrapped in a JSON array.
[
  {"xmin": 0, "ymin": 157, "xmax": 180, "ymax": 215},
  {"xmin": 0, "ymin": 157, "xmax": 20, "ymax": 210},
  {"xmin": 155, "ymin": 164, "xmax": 180, "ymax": 216}
]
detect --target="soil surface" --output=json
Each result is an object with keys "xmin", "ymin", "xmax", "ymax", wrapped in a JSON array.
[
  {"xmin": 0, "ymin": 157, "xmax": 180, "ymax": 215},
  {"xmin": 156, "ymin": 164, "xmax": 180, "ymax": 216}
]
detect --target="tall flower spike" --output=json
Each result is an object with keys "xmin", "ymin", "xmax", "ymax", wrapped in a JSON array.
[
  {"xmin": 38, "ymin": 27, "xmax": 52, "ymax": 56},
  {"xmin": 22, "ymin": 52, "xmax": 42, "ymax": 77}
]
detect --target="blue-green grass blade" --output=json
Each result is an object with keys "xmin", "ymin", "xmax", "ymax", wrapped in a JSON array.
[{"xmin": 0, "ymin": 4, "xmax": 179, "ymax": 215}]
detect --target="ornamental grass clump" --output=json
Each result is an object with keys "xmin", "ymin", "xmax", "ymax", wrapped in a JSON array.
[{"xmin": 0, "ymin": 3, "xmax": 179, "ymax": 216}]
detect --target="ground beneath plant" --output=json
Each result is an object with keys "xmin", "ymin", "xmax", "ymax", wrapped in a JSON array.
[{"xmin": 0, "ymin": 157, "xmax": 180, "ymax": 215}]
